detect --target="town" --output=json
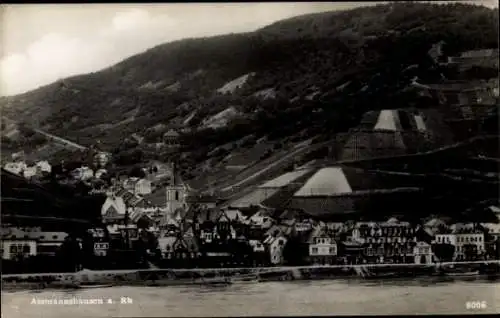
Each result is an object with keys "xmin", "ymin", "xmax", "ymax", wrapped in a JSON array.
[{"xmin": 1, "ymin": 46, "xmax": 499, "ymax": 277}]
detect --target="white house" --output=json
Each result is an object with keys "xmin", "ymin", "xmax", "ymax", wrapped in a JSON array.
[
  {"xmin": 224, "ymin": 208, "xmax": 246, "ymax": 223},
  {"xmin": 35, "ymin": 161, "xmax": 52, "ymax": 173},
  {"xmin": 135, "ymin": 179, "xmax": 152, "ymax": 195},
  {"xmin": 424, "ymin": 218, "xmax": 447, "ymax": 236},
  {"xmin": 158, "ymin": 235, "xmax": 178, "ymax": 259},
  {"xmin": 94, "ymin": 152, "xmax": 110, "ymax": 167},
  {"xmin": 1, "ymin": 234, "xmax": 37, "ymax": 260},
  {"xmin": 3, "ymin": 161, "xmax": 27, "ymax": 175},
  {"xmin": 247, "ymin": 210, "xmax": 274, "ymax": 229},
  {"xmin": 481, "ymin": 223, "xmax": 500, "ymax": 239},
  {"xmin": 249, "ymin": 239, "xmax": 266, "ymax": 253},
  {"xmin": 23, "ymin": 166, "xmax": 38, "ymax": 179},
  {"xmin": 30, "ymin": 231, "xmax": 68, "ymax": 256},
  {"xmin": 308, "ymin": 227, "xmax": 337, "ymax": 265},
  {"xmin": 101, "ymin": 196, "xmax": 127, "ymax": 224},
  {"xmin": 413, "ymin": 241, "xmax": 433, "ymax": 264},
  {"xmin": 263, "ymin": 232, "xmax": 287, "ymax": 265},
  {"xmin": 434, "ymin": 234, "xmax": 456, "ymax": 246},
  {"xmin": 453, "ymin": 228, "xmax": 485, "ymax": 260},
  {"xmin": 1, "ymin": 227, "xmax": 69, "ymax": 258},
  {"xmin": 72, "ymin": 166, "xmax": 94, "ymax": 181},
  {"xmin": 295, "ymin": 219, "xmax": 314, "ymax": 233}
]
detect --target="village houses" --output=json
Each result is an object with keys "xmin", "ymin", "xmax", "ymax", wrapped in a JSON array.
[{"xmin": 307, "ymin": 226, "xmax": 338, "ymax": 265}]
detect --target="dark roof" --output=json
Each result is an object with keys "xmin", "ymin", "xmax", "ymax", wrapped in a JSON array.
[
  {"xmin": 288, "ymin": 188, "xmax": 422, "ymax": 219},
  {"xmin": 186, "ymin": 194, "xmax": 218, "ymax": 203},
  {"xmin": 306, "ymin": 227, "xmax": 334, "ymax": 243},
  {"xmin": 175, "ymin": 235, "xmax": 199, "ymax": 252},
  {"xmin": 143, "ymin": 190, "xmax": 166, "ymax": 207},
  {"xmin": 193, "ymin": 208, "xmax": 220, "ymax": 223},
  {"xmin": 115, "ymin": 187, "xmax": 129, "ymax": 197}
]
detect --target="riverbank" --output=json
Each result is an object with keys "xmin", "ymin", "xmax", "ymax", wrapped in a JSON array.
[{"xmin": 2, "ymin": 261, "xmax": 499, "ymax": 290}]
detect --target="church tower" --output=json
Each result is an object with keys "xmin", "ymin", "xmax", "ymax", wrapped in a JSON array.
[{"xmin": 164, "ymin": 162, "xmax": 188, "ymax": 223}]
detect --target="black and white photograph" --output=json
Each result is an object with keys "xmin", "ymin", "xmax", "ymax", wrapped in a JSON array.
[{"xmin": 1, "ymin": 1, "xmax": 499, "ymax": 317}]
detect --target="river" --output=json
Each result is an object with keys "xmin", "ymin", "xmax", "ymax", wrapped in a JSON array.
[{"xmin": 2, "ymin": 278, "xmax": 499, "ymax": 317}]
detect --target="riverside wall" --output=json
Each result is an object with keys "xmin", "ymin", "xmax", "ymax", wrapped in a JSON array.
[{"xmin": 2, "ymin": 261, "xmax": 499, "ymax": 289}]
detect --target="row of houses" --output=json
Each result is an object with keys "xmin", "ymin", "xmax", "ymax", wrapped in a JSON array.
[
  {"xmin": 90, "ymin": 192, "xmax": 500, "ymax": 267},
  {"xmin": 3, "ymin": 160, "xmax": 52, "ymax": 179},
  {"xmin": 4, "ymin": 212, "xmax": 498, "ymax": 266}
]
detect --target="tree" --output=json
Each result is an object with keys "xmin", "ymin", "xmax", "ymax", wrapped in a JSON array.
[
  {"xmin": 432, "ymin": 243, "xmax": 455, "ymax": 262},
  {"xmin": 129, "ymin": 166, "xmax": 146, "ymax": 178}
]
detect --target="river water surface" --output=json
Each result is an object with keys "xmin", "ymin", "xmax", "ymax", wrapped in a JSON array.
[{"xmin": 2, "ymin": 278, "xmax": 499, "ymax": 317}]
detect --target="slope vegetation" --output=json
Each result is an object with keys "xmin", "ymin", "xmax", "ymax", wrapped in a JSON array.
[{"xmin": 1, "ymin": 2, "xmax": 498, "ymax": 186}]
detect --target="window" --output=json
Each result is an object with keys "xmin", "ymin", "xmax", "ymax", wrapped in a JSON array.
[
  {"xmin": 23, "ymin": 245, "xmax": 30, "ymax": 253},
  {"xmin": 175, "ymin": 191, "xmax": 179, "ymax": 201},
  {"xmin": 10, "ymin": 245, "xmax": 17, "ymax": 254},
  {"xmin": 52, "ymin": 235, "xmax": 58, "ymax": 240},
  {"xmin": 329, "ymin": 247, "xmax": 335, "ymax": 254},
  {"xmin": 312, "ymin": 247, "xmax": 318, "ymax": 254},
  {"xmin": 478, "ymin": 237, "xmax": 482, "ymax": 242}
]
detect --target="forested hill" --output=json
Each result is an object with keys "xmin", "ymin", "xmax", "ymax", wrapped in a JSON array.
[{"xmin": 1, "ymin": 2, "xmax": 498, "ymax": 170}]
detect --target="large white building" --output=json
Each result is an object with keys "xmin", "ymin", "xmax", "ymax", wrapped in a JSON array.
[
  {"xmin": 1, "ymin": 227, "xmax": 68, "ymax": 259},
  {"xmin": 434, "ymin": 224, "xmax": 486, "ymax": 260}
]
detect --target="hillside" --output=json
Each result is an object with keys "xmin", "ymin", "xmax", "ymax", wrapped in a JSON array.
[{"xmin": 1, "ymin": 2, "xmax": 498, "ymax": 186}]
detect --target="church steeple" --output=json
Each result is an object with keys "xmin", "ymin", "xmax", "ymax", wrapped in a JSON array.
[{"xmin": 172, "ymin": 161, "xmax": 177, "ymax": 186}]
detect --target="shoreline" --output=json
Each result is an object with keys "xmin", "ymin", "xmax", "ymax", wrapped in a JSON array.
[{"xmin": 2, "ymin": 261, "xmax": 499, "ymax": 290}]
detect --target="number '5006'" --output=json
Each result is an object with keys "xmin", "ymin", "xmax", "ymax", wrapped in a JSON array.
[{"xmin": 466, "ymin": 301, "xmax": 487, "ymax": 309}]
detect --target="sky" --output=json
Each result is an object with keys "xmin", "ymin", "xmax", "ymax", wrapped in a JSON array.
[{"xmin": 1, "ymin": 1, "xmax": 498, "ymax": 96}]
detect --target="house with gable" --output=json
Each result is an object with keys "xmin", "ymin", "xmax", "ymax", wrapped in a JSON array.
[
  {"xmin": 163, "ymin": 129, "xmax": 181, "ymax": 148},
  {"xmin": 480, "ymin": 221, "xmax": 500, "ymax": 259},
  {"xmin": 307, "ymin": 226, "xmax": 338, "ymax": 265},
  {"xmin": 197, "ymin": 209, "xmax": 234, "ymax": 267},
  {"xmin": 157, "ymin": 225, "xmax": 200, "ymax": 268},
  {"xmin": 101, "ymin": 195, "xmax": 127, "ymax": 225},
  {"xmin": 413, "ymin": 225, "xmax": 434, "ymax": 264},
  {"xmin": 424, "ymin": 217, "xmax": 448, "ymax": 236},
  {"xmin": 263, "ymin": 225, "xmax": 288, "ymax": 265},
  {"xmin": 248, "ymin": 239, "xmax": 267, "ymax": 266},
  {"xmin": 451, "ymin": 223, "xmax": 485, "ymax": 261},
  {"xmin": 174, "ymin": 228, "xmax": 201, "ymax": 267},
  {"xmin": 158, "ymin": 234, "xmax": 177, "ymax": 261},
  {"xmin": 123, "ymin": 177, "xmax": 153, "ymax": 196}
]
